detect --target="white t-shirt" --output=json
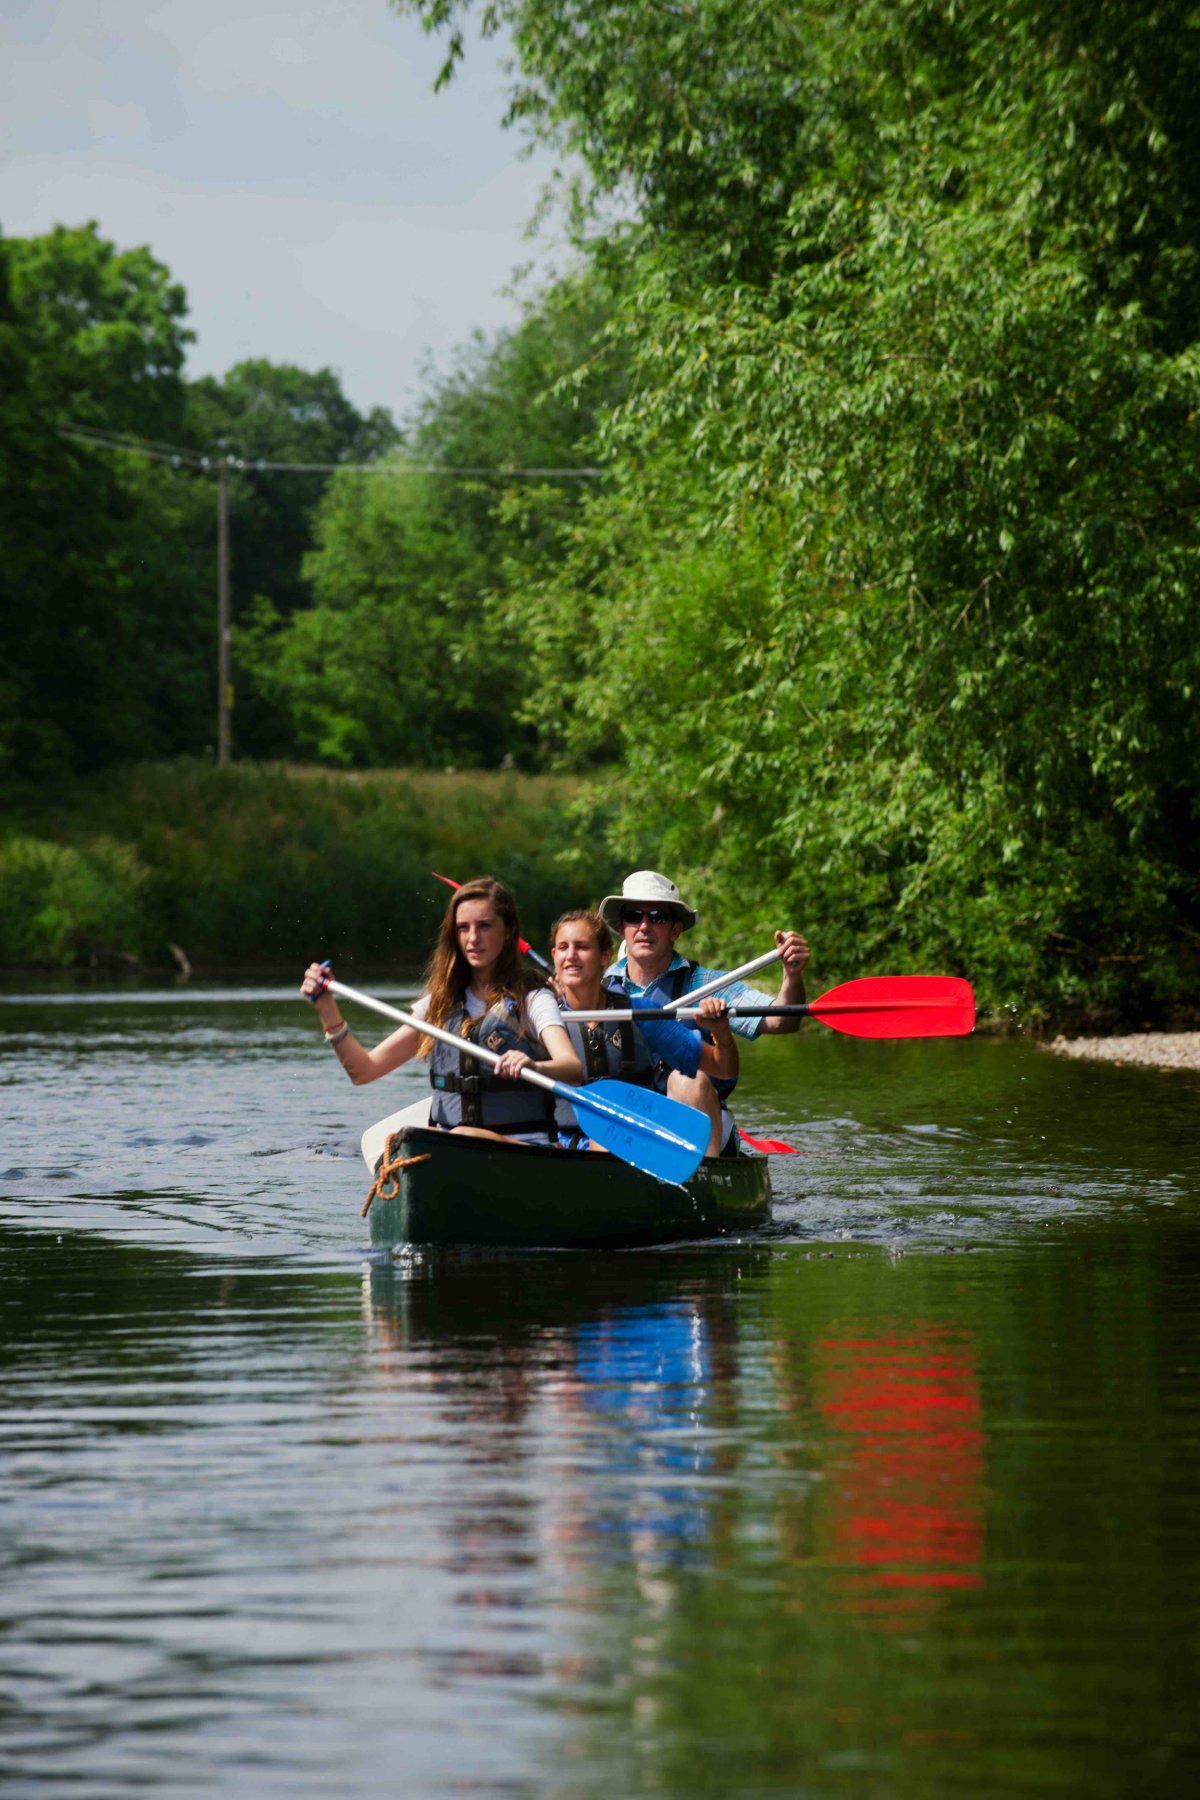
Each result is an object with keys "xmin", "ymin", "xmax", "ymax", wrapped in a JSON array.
[{"xmin": 409, "ymin": 986, "xmax": 565, "ymax": 1041}]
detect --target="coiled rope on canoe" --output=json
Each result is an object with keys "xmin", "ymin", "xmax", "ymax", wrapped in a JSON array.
[{"xmin": 361, "ymin": 1135, "xmax": 432, "ymax": 1216}]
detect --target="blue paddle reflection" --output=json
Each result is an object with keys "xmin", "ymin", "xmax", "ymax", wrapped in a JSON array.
[{"xmin": 569, "ymin": 1302, "xmax": 715, "ymax": 1556}]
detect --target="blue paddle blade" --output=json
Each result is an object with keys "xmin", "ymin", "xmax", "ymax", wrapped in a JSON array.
[{"xmin": 571, "ymin": 1079, "xmax": 709, "ymax": 1184}]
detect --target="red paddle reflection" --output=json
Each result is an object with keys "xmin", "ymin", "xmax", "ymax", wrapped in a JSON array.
[{"xmin": 815, "ymin": 1324, "xmax": 984, "ymax": 1626}]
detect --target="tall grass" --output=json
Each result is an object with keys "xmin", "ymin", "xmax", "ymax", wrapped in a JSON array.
[{"xmin": 0, "ymin": 761, "xmax": 618, "ymax": 972}]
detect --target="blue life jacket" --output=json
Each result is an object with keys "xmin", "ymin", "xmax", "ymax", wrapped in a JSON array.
[
  {"xmin": 555, "ymin": 978, "xmax": 660, "ymax": 1140},
  {"xmin": 428, "ymin": 995, "xmax": 555, "ymax": 1136}
]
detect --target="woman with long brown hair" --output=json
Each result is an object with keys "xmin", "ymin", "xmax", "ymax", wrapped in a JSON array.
[{"xmin": 301, "ymin": 878, "xmax": 581, "ymax": 1144}]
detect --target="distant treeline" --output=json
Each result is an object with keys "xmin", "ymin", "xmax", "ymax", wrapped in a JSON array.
[
  {"xmin": 0, "ymin": 220, "xmax": 612, "ymax": 779},
  {"xmin": 0, "ymin": 763, "xmax": 615, "ymax": 976},
  {"xmin": 4, "ymin": 0, "xmax": 1200, "ymax": 1024}
]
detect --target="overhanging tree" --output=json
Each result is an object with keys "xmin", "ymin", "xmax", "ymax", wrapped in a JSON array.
[{"xmin": 397, "ymin": 0, "xmax": 1200, "ymax": 1016}]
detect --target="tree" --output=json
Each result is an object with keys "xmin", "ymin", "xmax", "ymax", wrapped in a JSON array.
[
  {"xmin": 0, "ymin": 225, "xmax": 403, "ymax": 778},
  {"xmin": 0, "ymin": 224, "xmax": 208, "ymax": 784},
  {"xmin": 186, "ymin": 361, "xmax": 397, "ymax": 621},
  {"xmin": 6, "ymin": 221, "xmax": 191, "ymax": 436},
  {"xmin": 185, "ymin": 361, "xmax": 399, "ymax": 756},
  {"xmin": 242, "ymin": 270, "xmax": 618, "ymax": 767},
  {"xmin": 396, "ymin": 1, "xmax": 1200, "ymax": 1016}
]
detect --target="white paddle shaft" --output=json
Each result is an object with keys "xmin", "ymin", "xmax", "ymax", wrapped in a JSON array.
[
  {"xmin": 660, "ymin": 945, "xmax": 783, "ymax": 1010},
  {"xmin": 328, "ymin": 976, "xmax": 708, "ymax": 1180},
  {"xmin": 327, "ymin": 978, "xmax": 561, "ymax": 1099}
]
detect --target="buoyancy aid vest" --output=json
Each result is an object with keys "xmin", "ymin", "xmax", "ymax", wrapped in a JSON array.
[
  {"xmin": 554, "ymin": 979, "xmax": 660, "ymax": 1137},
  {"xmin": 612, "ymin": 958, "xmax": 739, "ymax": 1101},
  {"xmin": 612, "ymin": 957, "xmax": 699, "ymax": 1008},
  {"xmin": 428, "ymin": 995, "xmax": 555, "ymax": 1136}
]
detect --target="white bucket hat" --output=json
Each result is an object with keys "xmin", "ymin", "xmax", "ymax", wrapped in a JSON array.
[{"xmin": 598, "ymin": 869, "xmax": 698, "ymax": 932}]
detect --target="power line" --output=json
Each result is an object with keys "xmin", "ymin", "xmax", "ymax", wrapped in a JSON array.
[
  {"xmin": 57, "ymin": 418, "xmax": 603, "ymax": 770},
  {"xmin": 60, "ymin": 424, "xmax": 208, "ymax": 468},
  {"xmin": 60, "ymin": 421, "xmax": 604, "ymax": 479}
]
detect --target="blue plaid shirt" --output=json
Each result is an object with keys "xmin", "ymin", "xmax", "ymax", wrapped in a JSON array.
[{"xmin": 609, "ymin": 951, "xmax": 773, "ymax": 1041}]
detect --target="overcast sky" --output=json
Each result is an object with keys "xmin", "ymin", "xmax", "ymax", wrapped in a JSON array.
[{"xmin": 0, "ymin": 0, "xmax": 570, "ymax": 422}]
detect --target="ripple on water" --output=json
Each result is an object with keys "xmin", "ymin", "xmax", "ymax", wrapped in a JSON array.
[{"xmin": 1, "ymin": 992, "xmax": 1199, "ymax": 1794}]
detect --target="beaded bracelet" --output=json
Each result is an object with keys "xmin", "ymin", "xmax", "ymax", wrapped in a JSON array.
[{"xmin": 324, "ymin": 1021, "xmax": 350, "ymax": 1046}]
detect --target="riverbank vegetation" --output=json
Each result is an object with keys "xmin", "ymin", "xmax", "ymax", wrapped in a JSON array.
[
  {"xmin": 3, "ymin": 2, "xmax": 1198, "ymax": 1025},
  {"xmin": 0, "ymin": 764, "xmax": 613, "ymax": 976}
]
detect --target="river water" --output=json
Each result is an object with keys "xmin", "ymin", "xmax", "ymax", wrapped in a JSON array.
[{"xmin": 1, "ymin": 984, "xmax": 1198, "ymax": 1796}]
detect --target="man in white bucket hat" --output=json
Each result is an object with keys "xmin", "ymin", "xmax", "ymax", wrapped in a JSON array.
[
  {"xmin": 597, "ymin": 870, "xmax": 809, "ymax": 1036},
  {"xmin": 597, "ymin": 869, "xmax": 810, "ymax": 1153}
]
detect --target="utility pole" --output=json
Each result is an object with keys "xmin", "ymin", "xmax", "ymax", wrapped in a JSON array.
[
  {"xmin": 54, "ymin": 423, "xmax": 600, "ymax": 772},
  {"xmin": 217, "ymin": 457, "xmax": 232, "ymax": 767}
]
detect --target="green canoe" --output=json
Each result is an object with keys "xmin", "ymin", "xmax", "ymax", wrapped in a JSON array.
[{"xmin": 366, "ymin": 1123, "xmax": 772, "ymax": 1251}]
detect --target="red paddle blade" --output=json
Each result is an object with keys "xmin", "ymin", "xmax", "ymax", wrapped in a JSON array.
[
  {"xmin": 737, "ymin": 1129, "xmax": 799, "ymax": 1155},
  {"xmin": 809, "ymin": 976, "xmax": 975, "ymax": 1039}
]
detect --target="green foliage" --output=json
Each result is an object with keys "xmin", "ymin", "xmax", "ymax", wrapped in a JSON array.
[
  {"xmin": 244, "ymin": 272, "xmax": 618, "ymax": 768},
  {"xmin": 5, "ymin": 221, "xmax": 191, "ymax": 435},
  {"xmin": 186, "ymin": 361, "xmax": 400, "ymax": 757},
  {"xmin": 0, "ymin": 764, "xmax": 617, "ymax": 971},
  {"xmin": 239, "ymin": 464, "xmax": 522, "ymax": 767},
  {"xmin": 0, "ymin": 224, "xmax": 209, "ymax": 782},
  {"xmin": 399, "ymin": 0, "xmax": 1200, "ymax": 1020},
  {"xmin": 0, "ymin": 225, "xmax": 403, "ymax": 780},
  {"xmin": 0, "ymin": 835, "xmax": 151, "ymax": 968}
]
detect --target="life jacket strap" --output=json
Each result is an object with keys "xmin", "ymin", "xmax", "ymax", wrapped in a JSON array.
[
  {"xmin": 431, "ymin": 1070, "xmax": 506, "ymax": 1095},
  {"xmin": 664, "ymin": 959, "xmax": 699, "ymax": 1002}
]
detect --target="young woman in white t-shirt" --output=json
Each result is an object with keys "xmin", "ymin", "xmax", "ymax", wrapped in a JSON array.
[{"xmin": 301, "ymin": 877, "xmax": 581, "ymax": 1144}]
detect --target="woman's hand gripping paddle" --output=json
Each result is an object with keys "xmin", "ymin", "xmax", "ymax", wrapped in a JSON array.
[{"xmin": 324, "ymin": 978, "xmax": 709, "ymax": 1185}]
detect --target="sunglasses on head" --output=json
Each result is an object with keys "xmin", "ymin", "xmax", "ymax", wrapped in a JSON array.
[{"xmin": 620, "ymin": 906, "xmax": 675, "ymax": 926}]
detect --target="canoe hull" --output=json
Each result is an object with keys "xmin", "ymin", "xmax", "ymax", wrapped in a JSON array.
[{"xmin": 367, "ymin": 1124, "xmax": 771, "ymax": 1250}]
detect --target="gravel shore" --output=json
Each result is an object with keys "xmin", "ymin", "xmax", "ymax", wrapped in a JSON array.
[{"xmin": 1044, "ymin": 1033, "xmax": 1200, "ymax": 1072}]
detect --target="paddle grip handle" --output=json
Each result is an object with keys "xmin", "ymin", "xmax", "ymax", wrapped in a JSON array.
[{"xmin": 302, "ymin": 958, "xmax": 335, "ymax": 1004}]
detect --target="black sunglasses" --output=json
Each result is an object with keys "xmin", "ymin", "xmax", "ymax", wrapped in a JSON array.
[{"xmin": 620, "ymin": 906, "xmax": 676, "ymax": 926}]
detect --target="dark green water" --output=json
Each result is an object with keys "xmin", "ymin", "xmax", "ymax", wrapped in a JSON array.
[{"xmin": 2, "ymin": 987, "xmax": 1198, "ymax": 1796}]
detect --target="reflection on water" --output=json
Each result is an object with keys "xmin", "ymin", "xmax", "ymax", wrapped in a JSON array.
[
  {"xmin": 815, "ymin": 1326, "xmax": 985, "ymax": 1625},
  {"xmin": 1, "ymin": 989, "xmax": 1199, "ymax": 1795},
  {"xmin": 570, "ymin": 1304, "xmax": 715, "ymax": 1556}
]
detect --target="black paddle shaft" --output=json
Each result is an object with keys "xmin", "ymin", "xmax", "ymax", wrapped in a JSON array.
[{"xmin": 590, "ymin": 1003, "xmax": 812, "ymax": 1021}]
